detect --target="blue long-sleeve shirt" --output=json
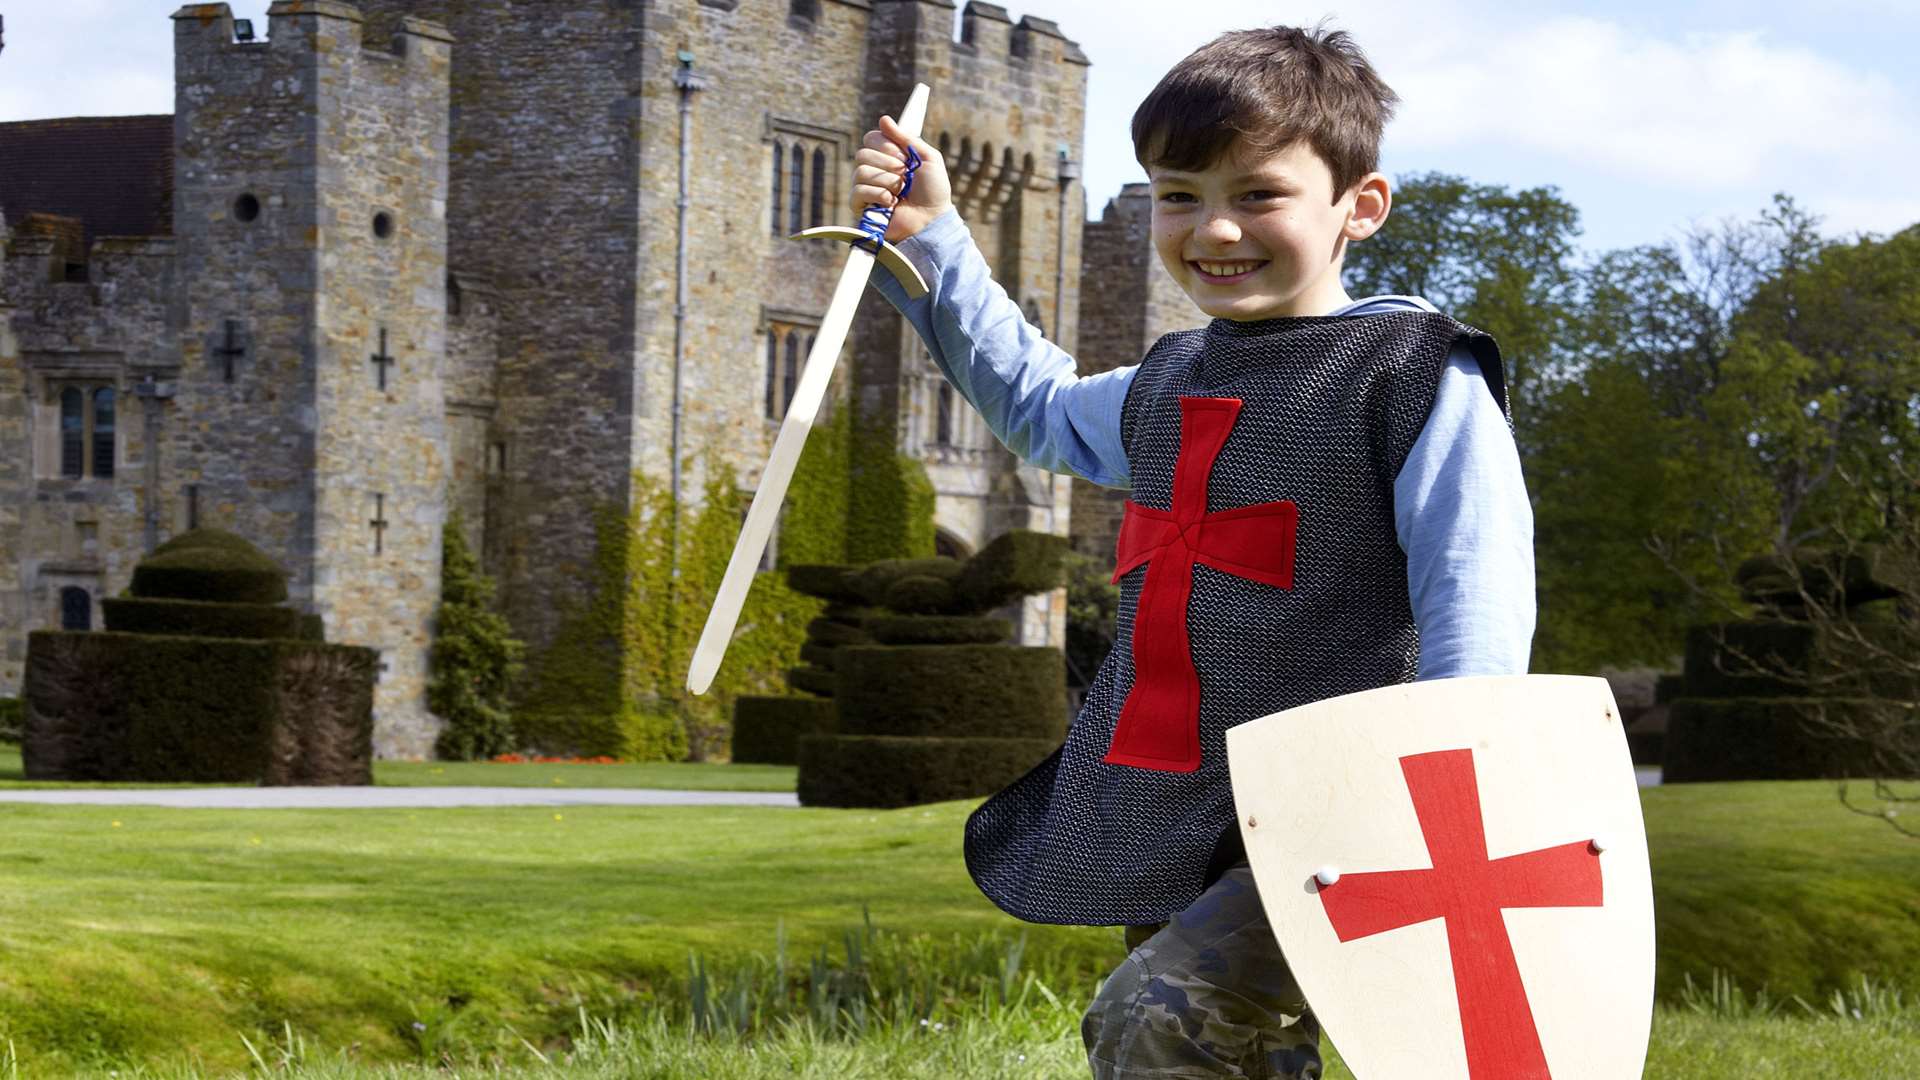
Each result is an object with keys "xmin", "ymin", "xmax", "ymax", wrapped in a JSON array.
[{"xmin": 870, "ymin": 210, "xmax": 1535, "ymax": 678}]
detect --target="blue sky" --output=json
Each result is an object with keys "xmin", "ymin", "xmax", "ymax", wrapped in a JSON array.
[{"xmin": 3, "ymin": 0, "xmax": 1915, "ymax": 260}]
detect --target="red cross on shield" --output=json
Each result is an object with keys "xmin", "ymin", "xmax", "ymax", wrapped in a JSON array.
[{"xmin": 1226, "ymin": 675, "xmax": 1655, "ymax": 1080}]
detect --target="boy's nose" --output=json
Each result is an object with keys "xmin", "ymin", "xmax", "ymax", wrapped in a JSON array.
[{"xmin": 1197, "ymin": 213, "xmax": 1241, "ymax": 244}]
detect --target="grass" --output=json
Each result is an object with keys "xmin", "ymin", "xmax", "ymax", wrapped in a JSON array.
[
  {"xmin": 1642, "ymin": 779, "xmax": 1920, "ymax": 1001},
  {"xmin": 0, "ymin": 775, "xmax": 1912, "ymax": 1075},
  {"xmin": 0, "ymin": 744, "xmax": 798, "ymax": 792}
]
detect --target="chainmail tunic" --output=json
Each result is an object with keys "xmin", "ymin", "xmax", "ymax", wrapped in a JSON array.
[{"xmin": 964, "ymin": 311, "xmax": 1508, "ymax": 926}]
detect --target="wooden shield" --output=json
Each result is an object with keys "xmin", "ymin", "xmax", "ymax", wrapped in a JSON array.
[{"xmin": 1226, "ymin": 675, "xmax": 1653, "ymax": 1080}]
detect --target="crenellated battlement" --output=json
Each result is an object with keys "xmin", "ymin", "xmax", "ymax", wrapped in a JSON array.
[{"xmin": 170, "ymin": 2, "xmax": 450, "ymax": 65}]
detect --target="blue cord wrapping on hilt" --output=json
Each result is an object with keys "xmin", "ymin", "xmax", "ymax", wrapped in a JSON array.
[{"xmin": 853, "ymin": 144, "xmax": 921, "ymax": 255}]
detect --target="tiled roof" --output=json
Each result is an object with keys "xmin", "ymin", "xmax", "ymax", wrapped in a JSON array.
[{"xmin": 0, "ymin": 115, "xmax": 174, "ymax": 249}]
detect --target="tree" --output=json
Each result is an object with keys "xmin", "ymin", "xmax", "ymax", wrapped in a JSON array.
[
  {"xmin": 430, "ymin": 511, "xmax": 526, "ymax": 760},
  {"xmin": 1344, "ymin": 171, "xmax": 1584, "ymax": 427}
]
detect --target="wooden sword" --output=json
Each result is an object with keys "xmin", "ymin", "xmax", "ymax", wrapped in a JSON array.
[{"xmin": 687, "ymin": 83, "xmax": 933, "ymax": 695}]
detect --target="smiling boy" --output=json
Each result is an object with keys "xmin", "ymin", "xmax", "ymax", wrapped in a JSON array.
[{"xmin": 853, "ymin": 24, "xmax": 1534, "ymax": 1080}]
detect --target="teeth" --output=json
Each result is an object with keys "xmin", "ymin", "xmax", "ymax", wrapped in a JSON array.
[{"xmin": 1196, "ymin": 261, "xmax": 1261, "ymax": 277}]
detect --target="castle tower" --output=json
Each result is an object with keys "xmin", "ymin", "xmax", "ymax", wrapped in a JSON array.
[
  {"xmin": 856, "ymin": 0, "xmax": 1090, "ymax": 644},
  {"xmin": 1072, "ymin": 182, "xmax": 1203, "ymax": 563},
  {"xmin": 169, "ymin": 2, "xmax": 453, "ymax": 755}
]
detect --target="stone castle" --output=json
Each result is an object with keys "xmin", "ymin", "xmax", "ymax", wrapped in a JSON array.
[{"xmin": 0, "ymin": 0, "xmax": 1200, "ymax": 756}]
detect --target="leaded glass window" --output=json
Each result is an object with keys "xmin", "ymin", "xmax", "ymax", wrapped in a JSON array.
[
  {"xmin": 92, "ymin": 388, "xmax": 115, "ymax": 479},
  {"xmin": 60, "ymin": 388, "xmax": 84, "ymax": 477}
]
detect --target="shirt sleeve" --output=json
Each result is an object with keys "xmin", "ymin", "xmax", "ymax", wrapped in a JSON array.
[
  {"xmin": 1394, "ymin": 345, "xmax": 1537, "ymax": 679},
  {"xmin": 868, "ymin": 209, "xmax": 1135, "ymax": 489}
]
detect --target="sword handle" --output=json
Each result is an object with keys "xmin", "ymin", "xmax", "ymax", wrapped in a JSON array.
[{"xmin": 852, "ymin": 84, "xmax": 931, "ymax": 252}]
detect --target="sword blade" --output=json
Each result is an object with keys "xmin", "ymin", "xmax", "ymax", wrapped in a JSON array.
[{"xmin": 686, "ymin": 246, "xmax": 877, "ymax": 695}]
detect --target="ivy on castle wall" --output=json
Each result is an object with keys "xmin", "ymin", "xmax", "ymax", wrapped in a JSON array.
[{"xmin": 515, "ymin": 400, "xmax": 935, "ymax": 761}]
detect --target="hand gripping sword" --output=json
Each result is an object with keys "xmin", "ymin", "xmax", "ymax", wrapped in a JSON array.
[{"xmin": 686, "ymin": 83, "xmax": 933, "ymax": 695}]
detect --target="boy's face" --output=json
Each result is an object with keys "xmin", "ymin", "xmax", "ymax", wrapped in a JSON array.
[{"xmin": 1148, "ymin": 138, "xmax": 1387, "ymax": 320}]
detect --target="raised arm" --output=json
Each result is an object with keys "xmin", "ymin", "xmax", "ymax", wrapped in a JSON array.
[{"xmin": 851, "ymin": 120, "xmax": 1133, "ymax": 489}]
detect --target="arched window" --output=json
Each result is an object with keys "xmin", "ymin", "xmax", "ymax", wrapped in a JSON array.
[
  {"xmin": 770, "ymin": 139, "xmax": 785, "ymax": 237},
  {"xmin": 811, "ymin": 146, "xmax": 827, "ymax": 228},
  {"xmin": 788, "ymin": 144, "xmax": 805, "ymax": 239},
  {"xmin": 765, "ymin": 330, "xmax": 781, "ymax": 419},
  {"xmin": 936, "ymin": 382, "xmax": 955, "ymax": 446},
  {"xmin": 60, "ymin": 387, "xmax": 84, "ymax": 477},
  {"xmin": 92, "ymin": 388, "xmax": 115, "ymax": 479},
  {"xmin": 783, "ymin": 332, "xmax": 801, "ymax": 416},
  {"xmin": 60, "ymin": 586, "xmax": 91, "ymax": 632}
]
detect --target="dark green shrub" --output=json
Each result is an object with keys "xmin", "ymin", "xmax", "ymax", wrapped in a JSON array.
[
  {"xmin": 786, "ymin": 666, "xmax": 837, "ymax": 697},
  {"xmin": 1663, "ymin": 697, "xmax": 1889, "ymax": 782},
  {"xmin": 797, "ymin": 735, "xmax": 1055, "ymax": 808},
  {"xmin": 804, "ymin": 615, "xmax": 873, "ymax": 648},
  {"xmin": 299, "ymin": 613, "xmax": 326, "ymax": 642},
  {"xmin": 953, "ymin": 530, "xmax": 1070, "ymax": 613},
  {"xmin": 787, "ymin": 564, "xmax": 864, "ymax": 605},
  {"xmin": 0, "ymin": 698, "xmax": 22, "ymax": 742},
  {"xmin": 731, "ymin": 696, "xmax": 836, "ymax": 764},
  {"xmin": 836, "ymin": 645, "xmax": 1065, "ymax": 739},
  {"xmin": 22, "ymin": 631, "xmax": 374, "ymax": 784},
  {"xmin": 130, "ymin": 530, "xmax": 288, "ymax": 604},
  {"xmin": 430, "ymin": 512, "xmax": 525, "ymax": 761},
  {"xmin": 1681, "ymin": 622, "xmax": 1816, "ymax": 698},
  {"xmin": 799, "ymin": 643, "xmax": 839, "ymax": 671},
  {"xmin": 101, "ymin": 597, "xmax": 300, "ymax": 640},
  {"xmin": 848, "ymin": 558, "xmax": 961, "ymax": 608},
  {"xmin": 867, "ymin": 615, "xmax": 1011, "ymax": 645}
]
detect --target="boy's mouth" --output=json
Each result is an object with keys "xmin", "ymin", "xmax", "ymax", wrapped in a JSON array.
[{"xmin": 1189, "ymin": 259, "xmax": 1268, "ymax": 284}]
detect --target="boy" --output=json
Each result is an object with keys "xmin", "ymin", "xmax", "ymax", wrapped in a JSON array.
[{"xmin": 851, "ymin": 25, "xmax": 1533, "ymax": 1080}]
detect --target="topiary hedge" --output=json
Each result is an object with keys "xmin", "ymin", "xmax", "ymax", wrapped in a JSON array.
[
  {"xmin": 796, "ymin": 531, "xmax": 1072, "ymax": 808},
  {"xmin": 836, "ymin": 645, "xmax": 1065, "ymax": 739},
  {"xmin": 0, "ymin": 697, "xmax": 22, "ymax": 743},
  {"xmin": 22, "ymin": 631, "xmax": 375, "ymax": 784},
  {"xmin": 130, "ymin": 529, "xmax": 289, "ymax": 605},
  {"xmin": 1662, "ymin": 697, "xmax": 1892, "ymax": 783},
  {"xmin": 730, "ymin": 696, "xmax": 837, "ymax": 765},
  {"xmin": 796, "ymin": 734, "xmax": 1059, "ymax": 809},
  {"xmin": 101, "ymin": 597, "xmax": 301, "ymax": 641}
]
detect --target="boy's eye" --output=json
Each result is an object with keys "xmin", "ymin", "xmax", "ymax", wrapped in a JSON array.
[
  {"xmin": 1157, "ymin": 192, "xmax": 1196, "ymax": 204},
  {"xmin": 1244, "ymin": 190, "xmax": 1283, "ymax": 202}
]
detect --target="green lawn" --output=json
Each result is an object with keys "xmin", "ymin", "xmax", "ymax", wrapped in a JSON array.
[
  {"xmin": 0, "ymin": 744, "xmax": 797, "ymax": 792},
  {"xmin": 0, "ymin": 779, "xmax": 1910, "ymax": 1075}
]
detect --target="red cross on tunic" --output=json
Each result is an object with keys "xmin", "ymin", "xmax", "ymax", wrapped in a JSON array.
[
  {"xmin": 1106, "ymin": 396, "xmax": 1298, "ymax": 772},
  {"xmin": 1317, "ymin": 748, "xmax": 1605, "ymax": 1079}
]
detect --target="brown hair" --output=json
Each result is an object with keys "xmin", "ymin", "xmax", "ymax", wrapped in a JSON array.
[{"xmin": 1131, "ymin": 24, "xmax": 1400, "ymax": 202}]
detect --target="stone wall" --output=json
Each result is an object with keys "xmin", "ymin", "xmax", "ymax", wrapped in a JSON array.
[
  {"xmin": 0, "ymin": 195, "xmax": 177, "ymax": 699},
  {"xmin": 168, "ymin": 1, "xmax": 452, "ymax": 755},
  {"xmin": 1070, "ymin": 182, "xmax": 1202, "ymax": 564}
]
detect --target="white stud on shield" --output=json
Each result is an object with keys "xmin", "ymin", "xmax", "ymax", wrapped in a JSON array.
[{"xmin": 1314, "ymin": 866, "xmax": 1340, "ymax": 887}]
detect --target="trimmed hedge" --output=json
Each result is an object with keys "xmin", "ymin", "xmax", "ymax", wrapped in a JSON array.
[
  {"xmin": 796, "ymin": 734, "xmax": 1056, "ymax": 808},
  {"xmin": 1662, "ymin": 697, "xmax": 1892, "ymax": 782},
  {"xmin": 798, "ymin": 642, "xmax": 840, "ymax": 671},
  {"xmin": 804, "ymin": 615, "xmax": 873, "ymax": 648},
  {"xmin": 786, "ymin": 666, "xmax": 837, "ymax": 697},
  {"xmin": 102, "ymin": 597, "xmax": 301, "ymax": 640},
  {"xmin": 0, "ymin": 697, "xmax": 21, "ymax": 742},
  {"xmin": 22, "ymin": 630, "xmax": 374, "ymax": 784},
  {"xmin": 836, "ymin": 645, "xmax": 1065, "ymax": 739},
  {"xmin": 730, "ymin": 695, "xmax": 837, "ymax": 765},
  {"xmin": 953, "ymin": 530, "xmax": 1070, "ymax": 612},
  {"xmin": 867, "ymin": 615, "xmax": 1012, "ymax": 645},
  {"xmin": 130, "ymin": 531, "xmax": 288, "ymax": 605},
  {"xmin": 1681, "ymin": 622, "xmax": 1815, "ymax": 699},
  {"xmin": 786, "ymin": 564, "xmax": 865, "ymax": 605}
]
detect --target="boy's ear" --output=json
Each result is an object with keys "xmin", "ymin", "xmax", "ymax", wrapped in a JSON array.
[{"xmin": 1342, "ymin": 172, "xmax": 1391, "ymax": 242}]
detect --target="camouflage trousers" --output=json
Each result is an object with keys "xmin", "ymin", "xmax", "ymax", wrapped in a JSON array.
[{"xmin": 1081, "ymin": 863, "xmax": 1322, "ymax": 1079}]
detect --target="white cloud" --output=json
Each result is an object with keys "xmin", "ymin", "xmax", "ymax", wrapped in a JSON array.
[{"xmin": 1385, "ymin": 18, "xmax": 1920, "ymax": 191}]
